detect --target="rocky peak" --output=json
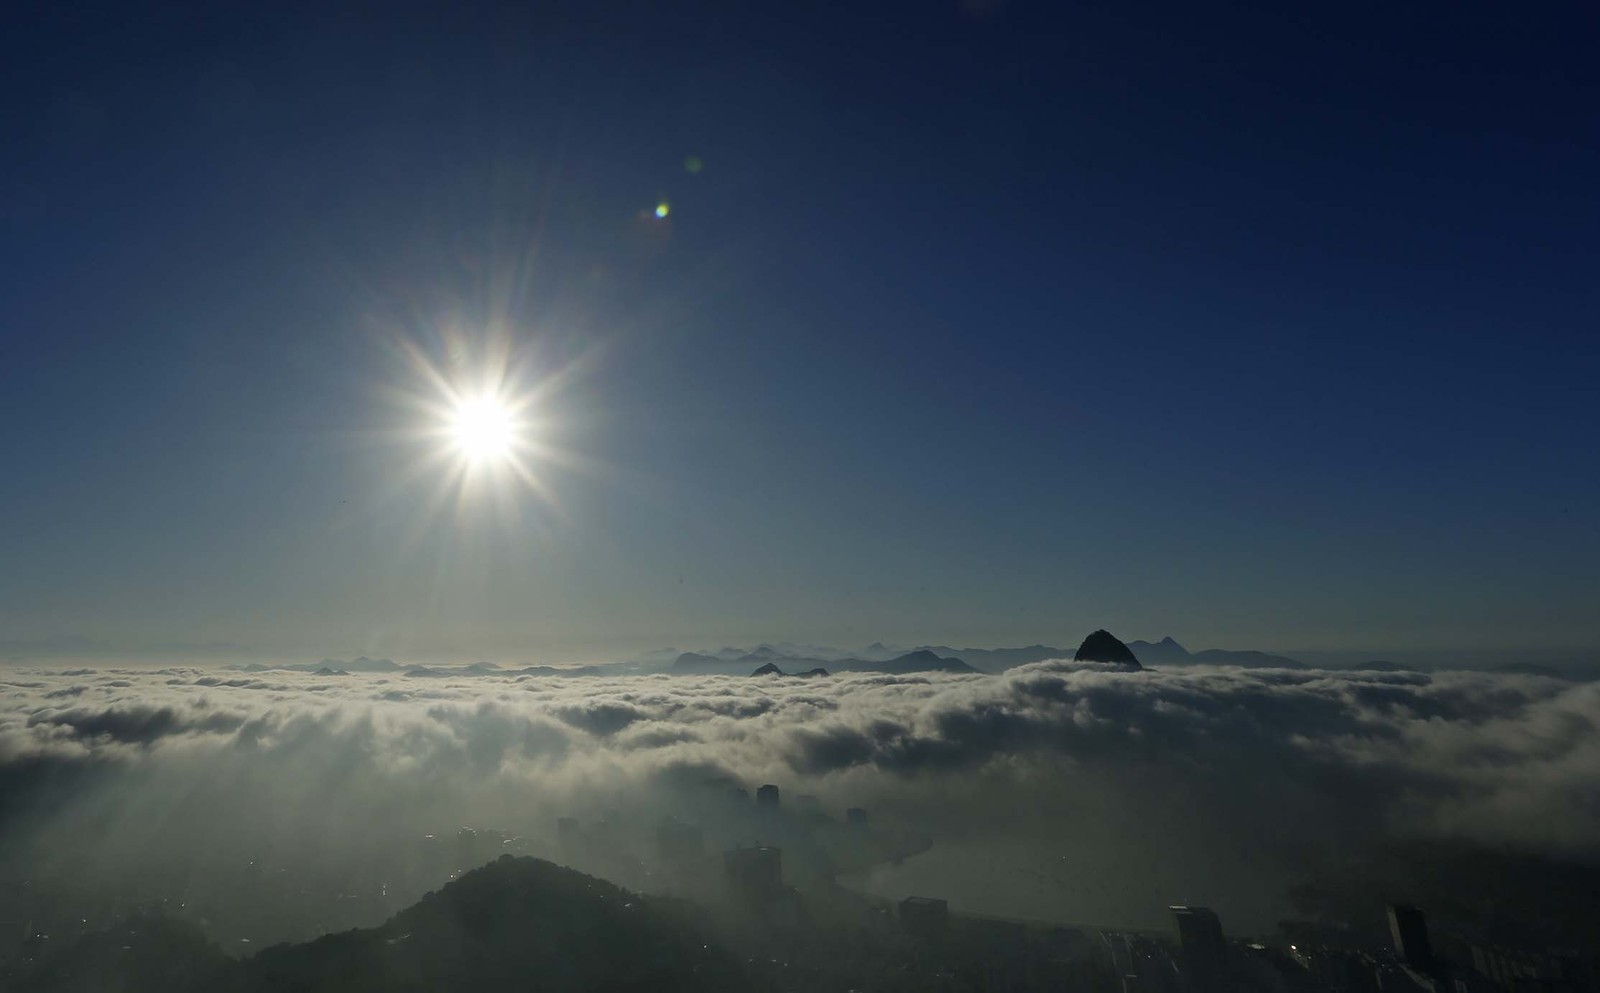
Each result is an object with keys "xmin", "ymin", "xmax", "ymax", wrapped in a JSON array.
[{"xmin": 1073, "ymin": 630, "xmax": 1143, "ymax": 668}]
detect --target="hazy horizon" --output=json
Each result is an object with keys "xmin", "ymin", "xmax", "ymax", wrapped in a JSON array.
[{"xmin": 6, "ymin": 632, "xmax": 1600, "ymax": 670}]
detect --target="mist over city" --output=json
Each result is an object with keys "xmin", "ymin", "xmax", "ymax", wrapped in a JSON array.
[
  {"xmin": 5, "ymin": 636, "xmax": 1599, "ymax": 989},
  {"xmin": 5, "ymin": 0, "xmax": 1599, "ymax": 990}
]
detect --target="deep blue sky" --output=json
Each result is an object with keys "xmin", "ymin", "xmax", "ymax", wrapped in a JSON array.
[{"xmin": 3, "ymin": 1, "xmax": 1597, "ymax": 662}]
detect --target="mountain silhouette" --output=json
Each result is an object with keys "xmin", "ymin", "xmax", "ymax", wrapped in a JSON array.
[
  {"xmin": 843, "ymin": 650, "xmax": 977, "ymax": 675},
  {"xmin": 1125, "ymin": 637, "xmax": 1303, "ymax": 669},
  {"xmin": 249, "ymin": 657, "xmax": 402, "ymax": 674},
  {"xmin": 1073, "ymin": 630, "xmax": 1142, "ymax": 668},
  {"xmin": 670, "ymin": 651, "xmax": 727, "ymax": 673},
  {"xmin": 915, "ymin": 644, "xmax": 1066, "ymax": 672},
  {"xmin": 749, "ymin": 663, "xmax": 830, "ymax": 678},
  {"xmin": 403, "ymin": 665, "xmax": 450, "ymax": 678},
  {"xmin": 659, "ymin": 639, "xmax": 1306, "ymax": 676},
  {"xmin": 1124, "ymin": 637, "xmax": 1189, "ymax": 665},
  {"xmin": 230, "ymin": 857, "xmax": 744, "ymax": 992},
  {"xmin": 1188, "ymin": 648, "xmax": 1303, "ymax": 668},
  {"xmin": 13, "ymin": 858, "xmax": 748, "ymax": 993},
  {"xmin": 679, "ymin": 648, "xmax": 970, "ymax": 676}
]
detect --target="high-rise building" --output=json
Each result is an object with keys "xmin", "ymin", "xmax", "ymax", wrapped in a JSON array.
[
  {"xmin": 1171, "ymin": 906, "xmax": 1227, "ymax": 993},
  {"xmin": 724, "ymin": 845, "xmax": 783, "ymax": 901},
  {"xmin": 898, "ymin": 896, "xmax": 949, "ymax": 940},
  {"xmin": 756, "ymin": 784, "xmax": 780, "ymax": 809},
  {"xmin": 1388, "ymin": 905, "xmax": 1435, "ymax": 972}
]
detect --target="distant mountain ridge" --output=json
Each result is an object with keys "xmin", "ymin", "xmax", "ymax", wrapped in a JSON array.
[
  {"xmin": 235, "ymin": 656, "xmax": 402, "ymax": 674},
  {"xmin": 674, "ymin": 648, "xmax": 975, "ymax": 676},
  {"xmin": 242, "ymin": 638, "xmax": 1308, "ymax": 680},
  {"xmin": 750, "ymin": 662, "xmax": 830, "ymax": 678},
  {"xmin": 1124, "ymin": 637, "xmax": 1304, "ymax": 669},
  {"xmin": 845, "ymin": 649, "xmax": 977, "ymax": 675},
  {"xmin": 669, "ymin": 638, "xmax": 1303, "ymax": 674},
  {"xmin": 900, "ymin": 638, "xmax": 1305, "ymax": 671},
  {"xmin": 912, "ymin": 644, "xmax": 1066, "ymax": 673},
  {"xmin": 1122, "ymin": 636, "xmax": 1190, "ymax": 666}
]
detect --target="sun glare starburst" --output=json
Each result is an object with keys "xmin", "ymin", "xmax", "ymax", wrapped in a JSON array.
[
  {"xmin": 378, "ymin": 320, "xmax": 589, "ymax": 541},
  {"xmin": 450, "ymin": 395, "xmax": 516, "ymax": 464}
]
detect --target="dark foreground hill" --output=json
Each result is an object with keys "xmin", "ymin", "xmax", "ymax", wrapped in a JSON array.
[
  {"xmin": 13, "ymin": 858, "xmax": 748, "ymax": 993},
  {"xmin": 9, "ymin": 915, "xmax": 229, "ymax": 993}
]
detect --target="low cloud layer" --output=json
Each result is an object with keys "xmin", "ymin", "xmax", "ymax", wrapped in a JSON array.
[{"xmin": 2, "ymin": 661, "xmax": 1597, "ymax": 933}]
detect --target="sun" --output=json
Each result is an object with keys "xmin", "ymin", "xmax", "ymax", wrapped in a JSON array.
[
  {"xmin": 450, "ymin": 395, "xmax": 517, "ymax": 463},
  {"xmin": 383, "ymin": 328, "xmax": 570, "ymax": 515}
]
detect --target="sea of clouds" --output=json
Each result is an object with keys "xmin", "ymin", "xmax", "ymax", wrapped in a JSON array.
[{"xmin": 3, "ymin": 660, "xmax": 1597, "ymax": 932}]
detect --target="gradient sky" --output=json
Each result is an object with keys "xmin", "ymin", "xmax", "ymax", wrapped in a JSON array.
[{"xmin": 3, "ymin": 1, "xmax": 1597, "ymax": 663}]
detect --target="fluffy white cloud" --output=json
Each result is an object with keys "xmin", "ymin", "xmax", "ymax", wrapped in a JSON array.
[{"xmin": 2, "ymin": 661, "xmax": 1596, "ymax": 931}]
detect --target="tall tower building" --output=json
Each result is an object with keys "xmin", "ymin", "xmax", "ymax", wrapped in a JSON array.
[
  {"xmin": 1388, "ymin": 905, "xmax": 1435, "ymax": 972},
  {"xmin": 1170, "ymin": 906, "xmax": 1227, "ymax": 993},
  {"xmin": 724, "ymin": 845, "xmax": 783, "ymax": 902}
]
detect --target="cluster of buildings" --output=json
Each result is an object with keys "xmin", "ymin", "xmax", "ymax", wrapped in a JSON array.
[
  {"xmin": 550, "ymin": 780, "xmax": 897, "ymax": 898},
  {"xmin": 859, "ymin": 898, "xmax": 1597, "ymax": 993},
  {"xmin": 1062, "ymin": 902, "xmax": 1594, "ymax": 993},
  {"xmin": 549, "ymin": 782, "xmax": 1597, "ymax": 993}
]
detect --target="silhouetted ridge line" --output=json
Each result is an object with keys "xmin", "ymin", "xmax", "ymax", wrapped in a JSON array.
[
  {"xmin": 749, "ymin": 663, "xmax": 830, "ymax": 677},
  {"xmin": 111, "ymin": 857, "xmax": 747, "ymax": 993}
]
